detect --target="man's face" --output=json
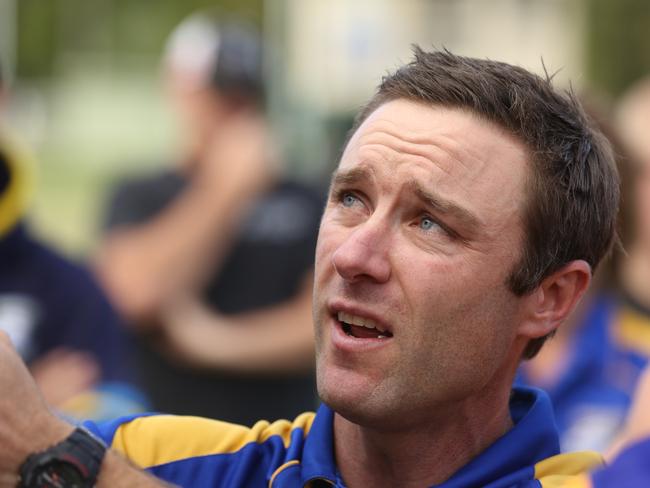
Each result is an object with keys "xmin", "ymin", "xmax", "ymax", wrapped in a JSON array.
[{"xmin": 313, "ymin": 100, "xmax": 531, "ymax": 427}]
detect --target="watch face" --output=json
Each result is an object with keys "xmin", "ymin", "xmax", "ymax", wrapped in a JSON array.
[
  {"xmin": 19, "ymin": 428, "xmax": 105, "ymax": 488},
  {"xmin": 36, "ymin": 460, "xmax": 86, "ymax": 488}
]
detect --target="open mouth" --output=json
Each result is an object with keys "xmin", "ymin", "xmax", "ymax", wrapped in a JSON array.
[{"xmin": 337, "ymin": 311, "xmax": 393, "ymax": 339}]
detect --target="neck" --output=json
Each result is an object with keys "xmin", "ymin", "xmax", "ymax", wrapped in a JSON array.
[
  {"xmin": 621, "ymin": 247, "xmax": 650, "ymax": 308},
  {"xmin": 333, "ymin": 381, "xmax": 514, "ymax": 488}
]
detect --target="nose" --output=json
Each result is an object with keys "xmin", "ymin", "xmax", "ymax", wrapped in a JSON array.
[{"xmin": 331, "ymin": 218, "xmax": 391, "ymax": 283}]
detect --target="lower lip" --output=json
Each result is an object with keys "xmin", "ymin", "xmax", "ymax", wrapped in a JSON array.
[{"xmin": 329, "ymin": 315, "xmax": 394, "ymax": 353}]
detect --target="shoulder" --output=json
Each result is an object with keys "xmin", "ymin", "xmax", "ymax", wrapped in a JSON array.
[
  {"xmin": 4, "ymin": 226, "xmax": 103, "ymax": 296},
  {"xmin": 534, "ymin": 451, "xmax": 603, "ymax": 488},
  {"xmin": 541, "ymin": 437, "xmax": 650, "ymax": 487},
  {"xmin": 84, "ymin": 411, "xmax": 317, "ymax": 469},
  {"xmin": 589, "ymin": 437, "xmax": 650, "ymax": 488}
]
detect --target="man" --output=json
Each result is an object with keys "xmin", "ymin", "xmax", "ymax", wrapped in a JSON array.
[
  {"xmin": 94, "ymin": 13, "xmax": 321, "ymax": 424},
  {"xmin": 0, "ymin": 48, "xmax": 619, "ymax": 487}
]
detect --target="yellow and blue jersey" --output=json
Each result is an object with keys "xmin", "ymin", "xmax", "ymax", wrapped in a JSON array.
[
  {"xmin": 83, "ymin": 387, "xmax": 603, "ymax": 487},
  {"xmin": 519, "ymin": 293, "xmax": 650, "ymax": 452},
  {"xmin": 558, "ymin": 437, "xmax": 650, "ymax": 488},
  {"xmin": 589, "ymin": 437, "xmax": 650, "ymax": 488}
]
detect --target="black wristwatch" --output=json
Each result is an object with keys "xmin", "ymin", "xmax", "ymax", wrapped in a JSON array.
[{"xmin": 18, "ymin": 427, "xmax": 107, "ymax": 488}]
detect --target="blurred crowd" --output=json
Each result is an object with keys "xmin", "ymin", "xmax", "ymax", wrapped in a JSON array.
[
  {"xmin": 519, "ymin": 83, "xmax": 650, "ymax": 454},
  {"xmin": 2, "ymin": 6, "xmax": 650, "ymax": 481},
  {"xmin": 0, "ymin": 11, "xmax": 323, "ymax": 425}
]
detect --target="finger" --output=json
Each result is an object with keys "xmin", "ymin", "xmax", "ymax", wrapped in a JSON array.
[{"xmin": 0, "ymin": 330, "xmax": 12, "ymax": 346}]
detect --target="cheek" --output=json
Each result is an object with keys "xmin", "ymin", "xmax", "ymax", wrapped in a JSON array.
[
  {"xmin": 399, "ymin": 253, "xmax": 485, "ymax": 315},
  {"xmin": 313, "ymin": 222, "xmax": 343, "ymax": 303},
  {"xmin": 314, "ymin": 216, "xmax": 343, "ymax": 273},
  {"xmin": 402, "ymin": 257, "xmax": 516, "ymax": 354}
]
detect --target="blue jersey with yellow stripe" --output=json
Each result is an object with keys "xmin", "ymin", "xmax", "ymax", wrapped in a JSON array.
[
  {"xmin": 557, "ymin": 437, "xmax": 650, "ymax": 488},
  {"xmin": 590, "ymin": 437, "xmax": 650, "ymax": 488},
  {"xmin": 518, "ymin": 293, "xmax": 650, "ymax": 452},
  {"xmin": 83, "ymin": 387, "xmax": 602, "ymax": 487}
]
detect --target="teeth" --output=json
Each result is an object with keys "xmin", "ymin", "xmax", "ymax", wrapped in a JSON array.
[{"xmin": 337, "ymin": 311, "xmax": 387, "ymax": 334}]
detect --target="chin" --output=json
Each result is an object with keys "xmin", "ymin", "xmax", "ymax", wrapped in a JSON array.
[
  {"xmin": 318, "ymin": 372, "xmax": 366, "ymax": 418},
  {"xmin": 321, "ymin": 391, "xmax": 373, "ymax": 425},
  {"xmin": 318, "ymin": 378, "xmax": 398, "ymax": 429}
]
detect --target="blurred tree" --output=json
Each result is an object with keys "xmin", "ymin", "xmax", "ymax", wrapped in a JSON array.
[
  {"xmin": 587, "ymin": 0, "xmax": 650, "ymax": 96},
  {"xmin": 16, "ymin": 0, "xmax": 263, "ymax": 79},
  {"xmin": 15, "ymin": 0, "xmax": 58, "ymax": 78}
]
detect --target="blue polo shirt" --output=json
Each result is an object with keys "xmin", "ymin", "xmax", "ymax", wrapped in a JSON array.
[
  {"xmin": 590, "ymin": 437, "xmax": 650, "ymax": 488},
  {"xmin": 557, "ymin": 437, "xmax": 650, "ymax": 488},
  {"xmin": 518, "ymin": 293, "xmax": 650, "ymax": 452},
  {"xmin": 84, "ymin": 387, "xmax": 602, "ymax": 487}
]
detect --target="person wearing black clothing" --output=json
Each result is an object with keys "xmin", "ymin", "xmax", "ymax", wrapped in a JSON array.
[{"xmin": 94, "ymin": 13, "xmax": 321, "ymax": 424}]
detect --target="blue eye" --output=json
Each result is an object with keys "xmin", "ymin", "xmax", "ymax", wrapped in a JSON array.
[
  {"xmin": 420, "ymin": 216, "xmax": 437, "ymax": 230},
  {"xmin": 342, "ymin": 193, "xmax": 359, "ymax": 207}
]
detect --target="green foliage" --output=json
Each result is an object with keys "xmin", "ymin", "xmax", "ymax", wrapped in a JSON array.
[
  {"xmin": 16, "ymin": 0, "xmax": 58, "ymax": 78},
  {"xmin": 587, "ymin": 0, "xmax": 650, "ymax": 96},
  {"xmin": 16, "ymin": 0, "xmax": 263, "ymax": 79}
]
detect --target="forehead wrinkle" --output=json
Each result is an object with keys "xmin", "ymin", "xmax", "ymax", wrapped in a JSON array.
[
  {"xmin": 357, "ymin": 143, "xmax": 448, "ymax": 177},
  {"xmin": 357, "ymin": 121, "xmax": 488, "ymax": 180}
]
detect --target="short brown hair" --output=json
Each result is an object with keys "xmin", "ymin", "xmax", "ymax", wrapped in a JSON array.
[{"xmin": 350, "ymin": 48, "xmax": 620, "ymax": 359}]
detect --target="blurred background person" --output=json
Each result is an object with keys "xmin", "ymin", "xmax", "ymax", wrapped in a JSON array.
[
  {"xmin": 557, "ymin": 366, "xmax": 650, "ymax": 487},
  {"xmin": 614, "ymin": 77, "xmax": 650, "ymax": 321},
  {"xmin": 93, "ymin": 12, "xmax": 323, "ymax": 425},
  {"xmin": 0, "ymin": 59, "xmax": 145, "ymax": 422},
  {"xmin": 519, "ymin": 91, "xmax": 650, "ymax": 453}
]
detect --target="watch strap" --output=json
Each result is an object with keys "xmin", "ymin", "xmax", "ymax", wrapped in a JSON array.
[{"xmin": 18, "ymin": 426, "xmax": 107, "ymax": 488}]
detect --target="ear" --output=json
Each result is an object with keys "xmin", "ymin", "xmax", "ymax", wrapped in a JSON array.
[{"xmin": 517, "ymin": 260, "xmax": 592, "ymax": 339}]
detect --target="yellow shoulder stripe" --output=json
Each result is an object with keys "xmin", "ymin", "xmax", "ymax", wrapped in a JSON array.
[
  {"xmin": 612, "ymin": 306, "xmax": 650, "ymax": 356},
  {"xmin": 111, "ymin": 412, "xmax": 316, "ymax": 468},
  {"xmin": 536, "ymin": 451, "xmax": 602, "ymax": 488},
  {"xmin": 542, "ymin": 474, "xmax": 592, "ymax": 488}
]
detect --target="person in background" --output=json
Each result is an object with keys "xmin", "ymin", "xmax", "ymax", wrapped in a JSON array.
[
  {"xmin": 560, "ymin": 366, "xmax": 650, "ymax": 487},
  {"xmin": 519, "ymin": 90, "xmax": 650, "ymax": 453},
  {"xmin": 613, "ymin": 77, "xmax": 650, "ymax": 320},
  {"xmin": 93, "ymin": 12, "xmax": 322, "ymax": 425},
  {"xmin": 0, "ymin": 60, "xmax": 144, "ymax": 421}
]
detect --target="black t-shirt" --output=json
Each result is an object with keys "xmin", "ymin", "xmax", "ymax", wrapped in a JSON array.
[{"xmin": 103, "ymin": 170, "xmax": 324, "ymax": 424}]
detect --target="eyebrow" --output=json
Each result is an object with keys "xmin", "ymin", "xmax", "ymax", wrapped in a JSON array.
[
  {"xmin": 407, "ymin": 180, "xmax": 482, "ymax": 232},
  {"xmin": 329, "ymin": 167, "xmax": 483, "ymax": 233},
  {"xmin": 329, "ymin": 167, "xmax": 373, "ymax": 189}
]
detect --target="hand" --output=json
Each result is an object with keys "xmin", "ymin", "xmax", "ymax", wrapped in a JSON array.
[
  {"xmin": 30, "ymin": 348, "xmax": 101, "ymax": 407},
  {"xmin": 0, "ymin": 332, "xmax": 73, "ymax": 485},
  {"xmin": 197, "ymin": 109, "xmax": 277, "ymax": 198}
]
